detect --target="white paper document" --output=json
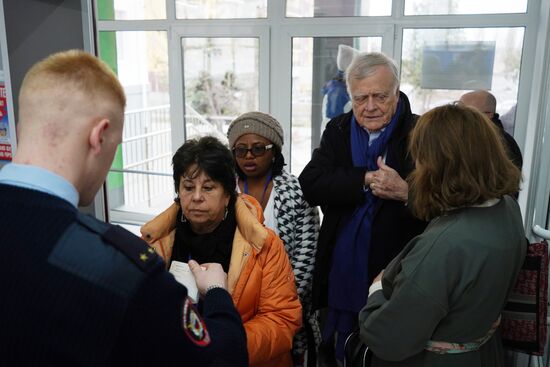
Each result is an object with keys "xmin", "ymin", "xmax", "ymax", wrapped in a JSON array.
[{"xmin": 169, "ymin": 261, "xmax": 199, "ymax": 303}]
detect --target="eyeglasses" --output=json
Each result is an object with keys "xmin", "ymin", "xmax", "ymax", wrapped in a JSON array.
[{"xmin": 232, "ymin": 144, "xmax": 273, "ymax": 158}]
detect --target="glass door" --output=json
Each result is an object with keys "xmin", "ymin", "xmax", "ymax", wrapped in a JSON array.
[
  {"xmin": 274, "ymin": 24, "xmax": 394, "ymax": 175},
  {"xmin": 170, "ymin": 25, "xmax": 269, "ymax": 146},
  {"xmin": 290, "ymin": 35, "xmax": 387, "ymax": 175}
]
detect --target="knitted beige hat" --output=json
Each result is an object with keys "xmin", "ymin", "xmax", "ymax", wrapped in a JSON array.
[{"xmin": 227, "ymin": 111, "xmax": 284, "ymax": 150}]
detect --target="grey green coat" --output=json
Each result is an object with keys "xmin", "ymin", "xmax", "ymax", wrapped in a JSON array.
[{"xmin": 359, "ymin": 196, "xmax": 526, "ymax": 367}]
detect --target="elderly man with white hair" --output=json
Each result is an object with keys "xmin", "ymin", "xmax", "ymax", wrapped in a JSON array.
[{"xmin": 300, "ymin": 52, "xmax": 427, "ymax": 366}]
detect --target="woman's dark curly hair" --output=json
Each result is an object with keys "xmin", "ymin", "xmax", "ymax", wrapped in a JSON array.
[
  {"xmin": 172, "ymin": 136, "xmax": 237, "ymax": 200},
  {"xmin": 235, "ymin": 147, "xmax": 285, "ymax": 180}
]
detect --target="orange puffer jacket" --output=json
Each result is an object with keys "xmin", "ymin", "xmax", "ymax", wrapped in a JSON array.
[{"xmin": 141, "ymin": 194, "xmax": 302, "ymax": 367}]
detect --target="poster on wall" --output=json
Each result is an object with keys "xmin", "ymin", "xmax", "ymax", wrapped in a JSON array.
[
  {"xmin": 0, "ymin": 83, "xmax": 12, "ymax": 161},
  {"xmin": 421, "ymin": 42, "xmax": 496, "ymax": 90}
]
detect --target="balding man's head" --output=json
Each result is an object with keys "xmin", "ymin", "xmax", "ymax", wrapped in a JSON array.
[{"xmin": 459, "ymin": 90, "xmax": 497, "ymax": 119}]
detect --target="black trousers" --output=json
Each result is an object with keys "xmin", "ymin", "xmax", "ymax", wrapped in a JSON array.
[{"xmin": 316, "ymin": 308, "xmax": 342, "ymax": 367}]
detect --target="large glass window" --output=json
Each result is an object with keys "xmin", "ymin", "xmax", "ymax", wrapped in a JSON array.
[
  {"xmin": 96, "ymin": 0, "xmax": 539, "ymax": 224},
  {"xmin": 99, "ymin": 31, "xmax": 173, "ymax": 216},
  {"xmin": 405, "ymin": 0, "xmax": 527, "ymax": 15},
  {"xmin": 176, "ymin": 0, "xmax": 267, "ymax": 19},
  {"xmin": 182, "ymin": 37, "xmax": 260, "ymax": 141},
  {"xmin": 291, "ymin": 37, "xmax": 382, "ymax": 175},
  {"xmin": 97, "ymin": 0, "xmax": 166, "ymax": 20},
  {"xmin": 286, "ymin": 0, "xmax": 391, "ymax": 17}
]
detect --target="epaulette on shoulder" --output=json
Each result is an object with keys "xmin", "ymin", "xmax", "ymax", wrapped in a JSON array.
[{"xmin": 76, "ymin": 213, "xmax": 162, "ymax": 273}]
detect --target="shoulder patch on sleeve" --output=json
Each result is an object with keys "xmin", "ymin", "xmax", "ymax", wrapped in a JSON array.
[
  {"xmin": 102, "ymin": 225, "xmax": 162, "ymax": 273},
  {"xmin": 182, "ymin": 297, "xmax": 211, "ymax": 347}
]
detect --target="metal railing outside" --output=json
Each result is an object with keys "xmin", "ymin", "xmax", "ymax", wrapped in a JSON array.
[
  {"xmin": 110, "ymin": 104, "xmax": 235, "ymax": 212},
  {"xmin": 118, "ymin": 105, "xmax": 173, "ymax": 209}
]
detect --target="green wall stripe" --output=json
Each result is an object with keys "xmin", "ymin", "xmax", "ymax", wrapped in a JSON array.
[
  {"xmin": 97, "ymin": 0, "xmax": 115, "ymax": 21},
  {"xmin": 98, "ymin": 31, "xmax": 123, "ymax": 189}
]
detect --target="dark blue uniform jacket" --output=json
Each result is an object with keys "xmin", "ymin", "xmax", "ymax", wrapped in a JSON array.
[{"xmin": 0, "ymin": 184, "xmax": 247, "ymax": 366}]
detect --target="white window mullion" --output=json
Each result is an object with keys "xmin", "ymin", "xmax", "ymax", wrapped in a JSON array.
[
  {"xmin": 168, "ymin": 25, "xmax": 186, "ymax": 153},
  {"xmin": 521, "ymin": 0, "xmax": 550, "ymax": 234},
  {"xmin": 166, "ymin": 0, "xmax": 176, "ymax": 21}
]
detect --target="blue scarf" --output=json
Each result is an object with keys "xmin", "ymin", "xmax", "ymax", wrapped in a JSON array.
[{"xmin": 323, "ymin": 97, "xmax": 403, "ymax": 361}]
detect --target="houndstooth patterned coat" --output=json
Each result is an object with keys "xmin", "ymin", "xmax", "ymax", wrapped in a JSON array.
[{"xmin": 273, "ymin": 169, "xmax": 321, "ymax": 356}]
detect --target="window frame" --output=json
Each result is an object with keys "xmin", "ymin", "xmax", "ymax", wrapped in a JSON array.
[
  {"xmin": 94, "ymin": 0, "xmax": 545, "ymax": 229},
  {"xmin": 170, "ymin": 24, "xmax": 271, "ymax": 148}
]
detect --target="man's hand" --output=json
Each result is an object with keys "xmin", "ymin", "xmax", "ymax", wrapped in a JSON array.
[
  {"xmin": 189, "ymin": 260, "xmax": 228, "ymax": 296},
  {"xmin": 370, "ymin": 156, "xmax": 408, "ymax": 202}
]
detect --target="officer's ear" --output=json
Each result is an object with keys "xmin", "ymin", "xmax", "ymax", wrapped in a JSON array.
[{"xmin": 89, "ymin": 118, "xmax": 111, "ymax": 155}]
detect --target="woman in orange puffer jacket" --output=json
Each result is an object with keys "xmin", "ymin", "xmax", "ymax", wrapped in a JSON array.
[{"xmin": 141, "ymin": 136, "xmax": 302, "ymax": 367}]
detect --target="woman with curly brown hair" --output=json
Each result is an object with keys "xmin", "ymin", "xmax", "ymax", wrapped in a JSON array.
[{"xmin": 357, "ymin": 103, "xmax": 526, "ymax": 367}]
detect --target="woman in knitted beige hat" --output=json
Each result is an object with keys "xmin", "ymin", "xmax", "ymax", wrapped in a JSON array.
[{"xmin": 227, "ymin": 111, "xmax": 321, "ymax": 367}]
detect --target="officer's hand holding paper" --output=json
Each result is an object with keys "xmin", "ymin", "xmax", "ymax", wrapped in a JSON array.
[
  {"xmin": 189, "ymin": 260, "xmax": 228, "ymax": 297},
  {"xmin": 170, "ymin": 260, "xmax": 229, "ymax": 302},
  {"xmin": 169, "ymin": 261, "xmax": 200, "ymax": 302}
]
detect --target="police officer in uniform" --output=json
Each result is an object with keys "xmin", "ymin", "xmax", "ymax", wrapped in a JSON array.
[{"xmin": 0, "ymin": 50, "xmax": 247, "ymax": 366}]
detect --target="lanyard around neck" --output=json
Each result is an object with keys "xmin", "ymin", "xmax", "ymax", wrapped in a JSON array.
[{"xmin": 243, "ymin": 171, "xmax": 273, "ymax": 207}]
